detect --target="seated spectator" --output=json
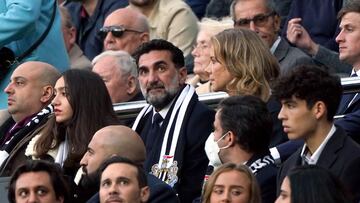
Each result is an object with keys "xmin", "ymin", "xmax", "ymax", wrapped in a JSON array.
[
  {"xmin": 281, "ymin": 0, "xmax": 344, "ymax": 52},
  {"xmin": 207, "ymin": 28, "xmax": 286, "ymax": 147},
  {"xmin": 101, "ymin": 8, "xmax": 149, "ymax": 55},
  {"xmin": 205, "ymin": 95, "xmax": 277, "ymax": 203},
  {"xmin": 98, "ymin": 156, "xmax": 150, "ymax": 203},
  {"xmin": 202, "ymin": 163, "xmax": 261, "ymax": 203},
  {"xmin": 129, "ymin": 0, "xmax": 198, "ymax": 58},
  {"xmin": 24, "ymin": 69, "xmax": 119, "ymax": 178},
  {"xmin": 0, "ymin": 1, "xmax": 69, "ymax": 109},
  {"xmin": 274, "ymin": 65, "xmax": 360, "ymax": 202},
  {"xmin": 0, "ymin": 62, "xmax": 60, "ymax": 176},
  {"xmin": 63, "ymin": 0, "xmax": 128, "ymax": 60},
  {"xmin": 187, "ymin": 17, "xmax": 233, "ymax": 95},
  {"xmin": 286, "ymin": 16, "xmax": 351, "ymax": 76},
  {"xmin": 59, "ymin": 6, "xmax": 92, "ymax": 70},
  {"xmin": 8, "ymin": 160, "xmax": 70, "ymax": 203},
  {"xmin": 276, "ymin": 165, "xmax": 352, "ymax": 203},
  {"xmin": 335, "ymin": 0, "xmax": 360, "ymax": 142},
  {"xmin": 270, "ymin": 1, "xmax": 360, "ymax": 163},
  {"xmin": 232, "ymin": 0, "xmax": 313, "ymax": 76},
  {"xmin": 76, "ymin": 125, "xmax": 178, "ymax": 203},
  {"xmin": 92, "ymin": 50, "xmax": 144, "ymax": 104},
  {"xmin": 132, "ymin": 39, "xmax": 214, "ymax": 202}
]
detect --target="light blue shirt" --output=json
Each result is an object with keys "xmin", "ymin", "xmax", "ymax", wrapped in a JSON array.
[{"xmin": 0, "ymin": 0, "xmax": 69, "ymax": 109}]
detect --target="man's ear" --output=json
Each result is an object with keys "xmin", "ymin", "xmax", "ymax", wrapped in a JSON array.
[
  {"xmin": 228, "ymin": 131, "xmax": 237, "ymax": 146},
  {"xmin": 126, "ymin": 75, "xmax": 137, "ymax": 95},
  {"xmin": 140, "ymin": 186, "xmax": 150, "ymax": 203},
  {"xmin": 273, "ymin": 14, "xmax": 281, "ymax": 34},
  {"xmin": 40, "ymin": 85, "xmax": 54, "ymax": 103},
  {"xmin": 313, "ymin": 101, "xmax": 327, "ymax": 120},
  {"xmin": 140, "ymin": 32, "xmax": 150, "ymax": 43}
]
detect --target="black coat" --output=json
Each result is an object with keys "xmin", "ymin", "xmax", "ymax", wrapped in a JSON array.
[
  {"xmin": 277, "ymin": 127, "xmax": 360, "ymax": 202},
  {"xmin": 134, "ymin": 91, "xmax": 215, "ymax": 203}
]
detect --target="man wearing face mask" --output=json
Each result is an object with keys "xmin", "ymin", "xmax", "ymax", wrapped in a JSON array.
[{"xmin": 205, "ymin": 95, "xmax": 278, "ymax": 203}]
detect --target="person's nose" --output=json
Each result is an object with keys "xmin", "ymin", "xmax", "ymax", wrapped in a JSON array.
[
  {"xmin": 249, "ymin": 21, "xmax": 257, "ymax": 32},
  {"xmin": 27, "ymin": 191, "xmax": 38, "ymax": 203},
  {"xmin": 335, "ymin": 29, "xmax": 345, "ymax": 44},
  {"xmin": 4, "ymin": 82, "xmax": 14, "ymax": 95}
]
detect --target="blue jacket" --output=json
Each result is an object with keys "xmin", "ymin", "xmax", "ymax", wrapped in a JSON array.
[
  {"xmin": 0, "ymin": 0, "xmax": 69, "ymax": 109},
  {"xmin": 64, "ymin": 0, "xmax": 128, "ymax": 60}
]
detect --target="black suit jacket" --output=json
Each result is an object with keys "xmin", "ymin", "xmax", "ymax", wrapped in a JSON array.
[
  {"xmin": 86, "ymin": 174, "xmax": 179, "ymax": 203},
  {"xmin": 135, "ymin": 92, "xmax": 215, "ymax": 203},
  {"xmin": 277, "ymin": 126, "xmax": 360, "ymax": 202}
]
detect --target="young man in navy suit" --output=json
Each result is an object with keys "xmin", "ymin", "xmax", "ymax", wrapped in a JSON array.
[{"xmin": 274, "ymin": 65, "xmax": 360, "ymax": 202}]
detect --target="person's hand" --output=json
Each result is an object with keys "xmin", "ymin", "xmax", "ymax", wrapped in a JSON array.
[{"xmin": 286, "ymin": 18, "xmax": 319, "ymax": 56}]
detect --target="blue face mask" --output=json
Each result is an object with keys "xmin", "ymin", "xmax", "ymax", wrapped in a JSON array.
[{"xmin": 204, "ymin": 131, "xmax": 230, "ymax": 167}]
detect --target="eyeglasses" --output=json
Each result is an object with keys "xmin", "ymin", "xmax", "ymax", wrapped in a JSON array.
[
  {"xmin": 234, "ymin": 11, "xmax": 276, "ymax": 27},
  {"xmin": 98, "ymin": 25, "xmax": 143, "ymax": 40}
]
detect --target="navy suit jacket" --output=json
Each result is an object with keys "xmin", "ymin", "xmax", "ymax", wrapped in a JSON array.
[
  {"xmin": 86, "ymin": 174, "xmax": 179, "ymax": 203},
  {"xmin": 336, "ymin": 91, "xmax": 360, "ymax": 144},
  {"xmin": 277, "ymin": 127, "xmax": 360, "ymax": 202},
  {"xmin": 134, "ymin": 92, "xmax": 215, "ymax": 203}
]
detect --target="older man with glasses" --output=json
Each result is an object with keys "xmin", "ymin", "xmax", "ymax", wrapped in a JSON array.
[
  {"xmin": 232, "ymin": 0, "xmax": 314, "ymax": 76},
  {"xmin": 100, "ymin": 8, "xmax": 150, "ymax": 55}
]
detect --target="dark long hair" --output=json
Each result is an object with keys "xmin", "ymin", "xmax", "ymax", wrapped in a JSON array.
[
  {"xmin": 35, "ymin": 69, "xmax": 118, "ymax": 171},
  {"xmin": 287, "ymin": 165, "xmax": 352, "ymax": 203}
]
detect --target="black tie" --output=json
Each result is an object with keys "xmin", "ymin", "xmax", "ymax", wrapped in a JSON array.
[{"xmin": 145, "ymin": 113, "xmax": 163, "ymax": 154}]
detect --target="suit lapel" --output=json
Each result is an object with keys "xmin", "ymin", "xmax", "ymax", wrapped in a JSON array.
[
  {"xmin": 316, "ymin": 128, "xmax": 344, "ymax": 169},
  {"xmin": 273, "ymin": 38, "xmax": 289, "ymax": 63}
]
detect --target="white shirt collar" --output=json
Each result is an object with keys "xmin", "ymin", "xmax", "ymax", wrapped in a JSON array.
[
  {"xmin": 152, "ymin": 99, "xmax": 174, "ymax": 124},
  {"xmin": 300, "ymin": 125, "xmax": 336, "ymax": 165},
  {"xmin": 270, "ymin": 36, "xmax": 281, "ymax": 54}
]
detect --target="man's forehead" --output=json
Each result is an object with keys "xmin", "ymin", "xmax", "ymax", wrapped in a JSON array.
[
  {"xmin": 340, "ymin": 12, "xmax": 360, "ymax": 26},
  {"xmin": 12, "ymin": 67, "xmax": 40, "ymax": 82},
  {"xmin": 102, "ymin": 163, "xmax": 138, "ymax": 179},
  {"xmin": 234, "ymin": 0, "xmax": 269, "ymax": 18},
  {"xmin": 139, "ymin": 50, "xmax": 173, "ymax": 66}
]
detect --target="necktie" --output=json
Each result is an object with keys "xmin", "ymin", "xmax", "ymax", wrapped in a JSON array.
[
  {"xmin": 145, "ymin": 113, "xmax": 163, "ymax": 153},
  {"xmin": 338, "ymin": 73, "xmax": 358, "ymax": 113}
]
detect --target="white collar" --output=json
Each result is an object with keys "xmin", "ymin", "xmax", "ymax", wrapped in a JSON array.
[
  {"xmin": 270, "ymin": 36, "xmax": 281, "ymax": 54},
  {"xmin": 300, "ymin": 125, "xmax": 336, "ymax": 165}
]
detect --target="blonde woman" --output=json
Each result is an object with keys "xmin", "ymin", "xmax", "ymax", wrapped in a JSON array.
[
  {"xmin": 207, "ymin": 28, "xmax": 279, "ymax": 101},
  {"xmin": 202, "ymin": 163, "xmax": 261, "ymax": 203},
  {"xmin": 188, "ymin": 17, "xmax": 233, "ymax": 94},
  {"xmin": 207, "ymin": 28, "xmax": 287, "ymax": 147}
]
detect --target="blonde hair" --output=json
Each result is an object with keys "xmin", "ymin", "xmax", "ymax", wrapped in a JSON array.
[
  {"xmin": 211, "ymin": 28, "xmax": 279, "ymax": 101},
  {"xmin": 202, "ymin": 163, "xmax": 261, "ymax": 203}
]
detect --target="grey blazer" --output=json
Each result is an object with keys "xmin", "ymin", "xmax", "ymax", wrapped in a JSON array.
[{"xmin": 274, "ymin": 38, "xmax": 314, "ymax": 76}]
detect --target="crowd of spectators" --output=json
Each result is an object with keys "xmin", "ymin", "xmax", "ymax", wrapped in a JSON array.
[{"xmin": 1, "ymin": 0, "xmax": 360, "ymax": 203}]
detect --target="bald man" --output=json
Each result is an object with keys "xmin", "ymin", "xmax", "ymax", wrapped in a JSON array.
[
  {"xmin": 77, "ymin": 125, "xmax": 178, "ymax": 203},
  {"xmin": 0, "ymin": 61, "xmax": 60, "ymax": 176},
  {"xmin": 102, "ymin": 8, "xmax": 150, "ymax": 54}
]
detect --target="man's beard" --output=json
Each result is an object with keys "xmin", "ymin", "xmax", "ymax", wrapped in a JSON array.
[
  {"xmin": 141, "ymin": 80, "xmax": 181, "ymax": 110},
  {"xmin": 80, "ymin": 170, "xmax": 100, "ymax": 189}
]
